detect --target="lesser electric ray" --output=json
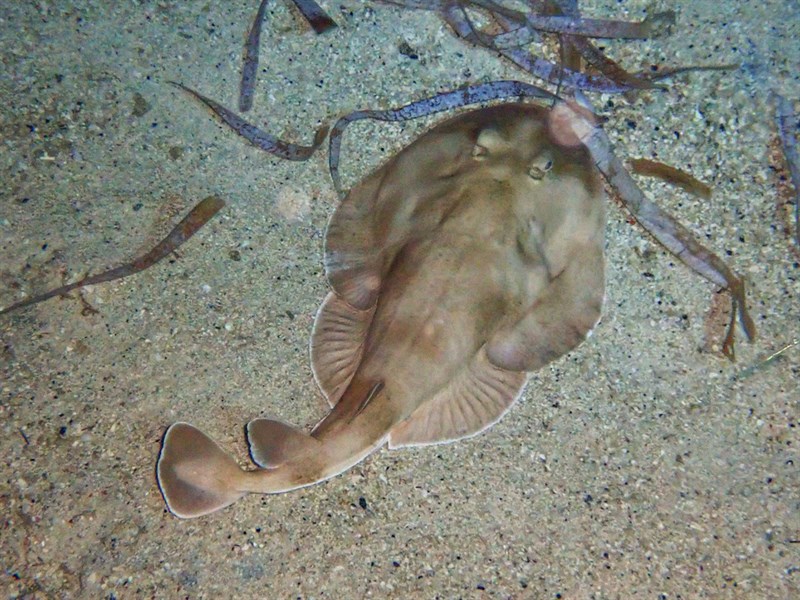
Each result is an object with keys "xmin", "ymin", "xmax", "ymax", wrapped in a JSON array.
[{"xmin": 157, "ymin": 103, "xmax": 606, "ymax": 518}]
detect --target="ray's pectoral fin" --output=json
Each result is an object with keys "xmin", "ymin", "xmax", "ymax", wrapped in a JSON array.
[
  {"xmin": 311, "ymin": 291, "xmax": 376, "ymax": 406},
  {"xmin": 487, "ymin": 245, "xmax": 605, "ymax": 373},
  {"xmin": 324, "ymin": 177, "xmax": 385, "ymax": 310},
  {"xmin": 389, "ymin": 348, "xmax": 527, "ymax": 448},
  {"xmin": 156, "ymin": 423, "xmax": 247, "ymax": 519},
  {"xmin": 246, "ymin": 418, "xmax": 322, "ymax": 468}
]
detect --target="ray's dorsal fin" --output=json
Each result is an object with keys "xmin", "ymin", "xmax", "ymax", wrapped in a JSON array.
[
  {"xmin": 246, "ymin": 418, "xmax": 322, "ymax": 468},
  {"xmin": 311, "ymin": 292, "xmax": 376, "ymax": 406},
  {"xmin": 388, "ymin": 348, "xmax": 527, "ymax": 448}
]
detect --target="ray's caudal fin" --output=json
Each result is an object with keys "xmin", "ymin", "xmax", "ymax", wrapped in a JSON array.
[
  {"xmin": 157, "ymin": 423, "xmax": 248, "ymax": 519},
  {"xmin": 157, "ymin": 419, "xmax": 325, "ymax": 518}
]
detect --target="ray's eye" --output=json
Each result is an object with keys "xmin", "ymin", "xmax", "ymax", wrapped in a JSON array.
[
  {"xmin": 528, "ymin": 156, "xmax": 554, "ymax": 181},
  {"xmin": 472, "ymin": 143, "xmax": 489, "ymax": 159},
  {"xmin": 472, "ymin": 127, "xmax": 506, "ymax": 160}
]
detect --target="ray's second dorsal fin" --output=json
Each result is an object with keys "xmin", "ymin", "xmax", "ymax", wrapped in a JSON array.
[{"xmin": 246, "ymin": 418, "xmax": 321, "ymax": 469}]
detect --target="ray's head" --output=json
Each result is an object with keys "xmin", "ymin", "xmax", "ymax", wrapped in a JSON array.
[
  {"xmin": 451, "ymin": 103, "xmax": 600, "ymax": 197},
  {"xmin": 454, "ymin": 103, "xmax": 606, "ymax": 254}
]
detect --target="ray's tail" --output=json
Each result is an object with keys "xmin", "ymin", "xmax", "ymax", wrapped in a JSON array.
[
  {"xmin": 156, "ymin": 419, "xmax": 322, "ymax": 518},
  {"xmin": 156, "ymin": 423, "xmax": 248, "ymax": 518}
]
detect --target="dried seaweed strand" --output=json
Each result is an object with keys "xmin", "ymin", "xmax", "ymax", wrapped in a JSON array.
[
  {"xmin": 328, "ymin": 80, "xmax": 558, "ymax": 196},
  {"xmin": 289, "ymin": 0, "xmax": 338, "ymax": 34},
  {"xmin": 549, "ymin": 0, "xmax": 661, "ymax": 93},
  {"xmin": 377, "ymin": 0, "xmax": 449, "ymax": 9},
  {"xmin": 450, "ymin": 2, "xmax": 513, "ymax": 50},
  {"xmin": 400, "ymin": 2, "xmax": 720, "ymax": 92},
  {"xmin": 553, "ymin": 0, "xmax": 585, "ymax": 70},
  {"xmin": 240, "ymin": 1, "xmax": 337, "ymax": 113},
  {"xmin": 239, "ymin": 0, "xmax": 271, "ymax": 112},
  {"xmin": 774, "ymin": 93, "xmax": 800, "ymax": 247},
  {"xmin": 523, "ymin": 11, "xmax": 675, "ymax": 39},
  {"xmin": 629, "ymin": 158, "xmax": 712, "ymax": 200},
  {"xmin": 496, "ymin": 0, "xmax": 645, "ymax": 97},
  {"xmin": 465, "ymin": 0, "xmax": 523, "ymax": 18},
  {"xmin": 500, "ymin": 43, "xmax": 634, "ymax": 92},
  {"xmin": 0, "ymin": 196, "xmax": 226, "ymax": 316},
  {"xmin": 549, "ymin": 0, "xmax": 582, "ymax": 93},
  {"xmin": 403, "ymin": 0, "xmax": 675, "ymax": 38},
  {"xmin": 642, "ymin": 63, "xmax": 739, "ymax": 82},
  {"xmin": 405, "ymin": 0, "xmax": 672, "ymax": 38},
  {"xmin": 440, "ymin": 5, "xmax": 631, "ymax": 93},
  {"xmin": 491, "ymin": 26, "xmax": 538, "ymax": 49},
  {"xmin": 574, "ymin": 37, "xmax": 663, "ymax": 89},
  {"xmin": 171, "ymin": 82, "xmax": 329, "ymax": 161},
  {"xmin": 561, "ymin": 100, "xmax": 756, "ymax": 359}
]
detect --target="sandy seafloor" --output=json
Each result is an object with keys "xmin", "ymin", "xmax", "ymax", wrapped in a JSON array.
[{"xmin": 1, "ymin": 0, "xmax": 798, "ymax": 597}]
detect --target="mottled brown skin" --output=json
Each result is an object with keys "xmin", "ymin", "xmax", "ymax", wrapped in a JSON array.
[{"xmin": 157, "ymin": 103, "xmax": 606, "ymax": 518}]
